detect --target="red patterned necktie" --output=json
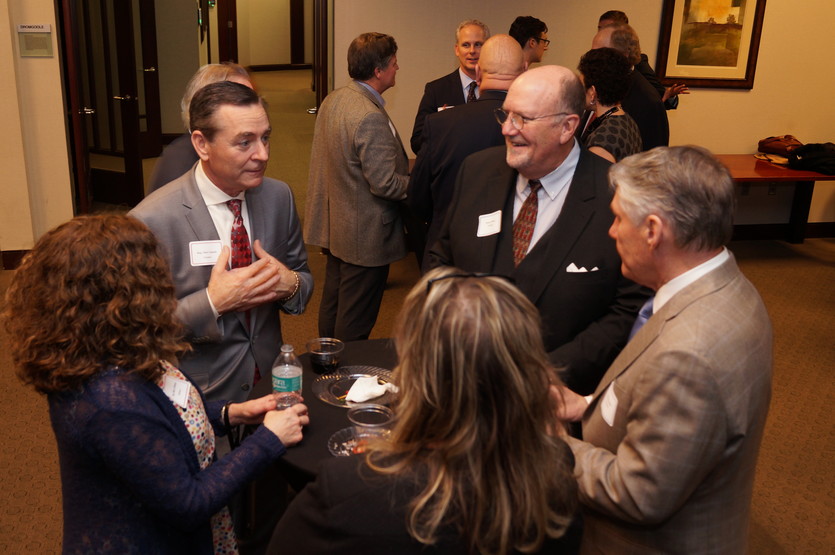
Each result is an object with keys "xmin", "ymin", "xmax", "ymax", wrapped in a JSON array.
[
  {"xmin": 226, "ymin": 199, "xmax": 260, "ymax": 384},
  {"xmin": 466, "ymin": 81, "xmax": 477, "ymax": 103},
  {"xmin": 512, "ymin": 180, "xmax": 542, "ymax": 266},
  {"xmin": 226, "ymin": 199, "xmax": 252, "ymax": 269}
]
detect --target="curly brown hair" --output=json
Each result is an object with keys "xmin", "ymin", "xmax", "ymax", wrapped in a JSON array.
[{"xmin": 3, "ymin": 214, "xmax": 190, "ymax": 394}]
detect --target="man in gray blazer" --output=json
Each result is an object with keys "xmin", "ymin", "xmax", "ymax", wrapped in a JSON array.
[
  {"xmin": 131, "ymin": 82, "xmax": 313, "ymax": 403},
  {"xmin": 305, "ymin": 33, "xmax": 409, "ymax": 341},
  {"xmin": 558, "ymin": 146, "xmax": 772, "ymax": 553}
]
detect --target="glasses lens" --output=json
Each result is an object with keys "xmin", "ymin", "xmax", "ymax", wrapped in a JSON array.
[{"xmin": 494, "ymin": 108, "xmax": 508, "ymax": 125}]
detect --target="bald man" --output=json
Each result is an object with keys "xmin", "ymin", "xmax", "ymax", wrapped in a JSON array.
[
  {"xmin": 592, "ymin": 24, "xmax": 669, "ymax": 150},
  {"xmin": 428, "ymin": 66, "xmax": 649, "ymax": 394},
  {"xmin": 408, "ymin": 34, "xmax": 526, "ymax": 269}
]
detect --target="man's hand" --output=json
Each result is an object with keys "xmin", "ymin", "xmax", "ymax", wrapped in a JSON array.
[
  {"xmin": 663, "ymin": 83, "xmax": 690, "ymax": 102},
  {"xmin": 207, "ymin": 245, "xmax": 282, "ymax": 314},
  {"xmin": 252, "ymin": 240, "xmax": 298, "ymax": 300},
  {"xmin": 550, "ymin": 384, "xmax": 590, "ymax": 423}
]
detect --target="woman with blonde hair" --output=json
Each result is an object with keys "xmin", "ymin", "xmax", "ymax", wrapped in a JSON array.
[
  {"xmin": 272, "ymin": 267, "xmax": 580, "ymax": 554},
  {"xmin": 4, "ymin": 214, "xmax": 308, "ymax": 554}
]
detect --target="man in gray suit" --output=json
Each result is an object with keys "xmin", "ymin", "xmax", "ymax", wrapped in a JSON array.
[
  {"xmin": 131, "ymin": 81, "xmax": 313, "ymax": 403},
  {"xmin": 305, "ymin": 32, "xmax": 409, "ymax": 341},
  {"xmin": 558, "ymin": 146, "xmax": 772, "ymax": 553}
]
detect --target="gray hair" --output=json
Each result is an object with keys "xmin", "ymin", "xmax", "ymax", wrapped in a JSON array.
[
  {"xmin": 456, "ymin": 19, "xmax": 491, "ymax": 43},
  {"xmin": 180, "ymin": 63, "xmax": 251, "ymax": 129},
  {"xmin": 609, "ymin": 146, "xmax": 736, "ymax": 251}
]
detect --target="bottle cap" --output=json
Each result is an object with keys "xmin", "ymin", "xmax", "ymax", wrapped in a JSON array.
[{"xmin": 281, "ymin": 344, "xmax": 293, "ymax": 352}]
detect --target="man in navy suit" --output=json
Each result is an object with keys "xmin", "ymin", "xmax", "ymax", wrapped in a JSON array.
[
  {"xmin": 410, "ymin": 19, "xmax": 490, "ymax": 154},
  {"xmin": 408, "ymin": 34, "xmax": 525, "ymax": 270},
  {"xmin": 427, "ymin": 66, "xmax": 648, "ymax": 394}
]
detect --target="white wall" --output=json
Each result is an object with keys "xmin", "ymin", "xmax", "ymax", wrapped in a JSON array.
[
  {"xmin": 333, "ymin": 0, "xmax": 835, "ymax": 223},
  {"xmin": 1, "ymin": 0, "xmax": 73, "ymax": 250}
]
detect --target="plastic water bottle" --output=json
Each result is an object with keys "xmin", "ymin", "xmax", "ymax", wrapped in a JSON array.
[{"xmin": 272, "ymin": 344, "xmax": 302, "ymax": 409}]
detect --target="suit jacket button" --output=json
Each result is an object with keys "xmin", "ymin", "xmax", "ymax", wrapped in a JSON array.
[{"xmin": 241, "ymin": 383, "xmax": 251, "ymax": 392}]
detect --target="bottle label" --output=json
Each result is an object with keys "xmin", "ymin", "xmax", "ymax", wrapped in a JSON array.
[{"xmin": 272, "ymin": 374, "xmax": 301, "ymax": 393}]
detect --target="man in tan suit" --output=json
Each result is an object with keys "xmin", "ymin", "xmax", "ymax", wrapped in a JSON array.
[
  {"xmin": 305, "ymin": 32, "xmax": 409, "ymax": 341},
  {"xmin": 558, "ymin": 146, "xmax": 772, "ymax": 553}
]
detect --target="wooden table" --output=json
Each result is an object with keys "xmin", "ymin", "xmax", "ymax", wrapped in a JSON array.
[{"xmin": 716, "ymin": 154, "xmax": 835, "ymax": 243}]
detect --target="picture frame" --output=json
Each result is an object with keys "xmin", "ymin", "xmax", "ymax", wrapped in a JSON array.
[{"xmin": 655, "ymin": 0, "xmax": 767, "ymax": 89}]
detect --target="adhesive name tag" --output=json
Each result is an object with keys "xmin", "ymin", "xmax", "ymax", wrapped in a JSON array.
[
  {"xmin": 189, "ymin": 240, "xmax": 222, "ymax": 266},
  {"xmin": 477, "ymin": 210, "xmax": 502, "ymax": 237},
  {"xmin": 601, "ymin": 381, "xmax": 619, "ymax": 427},
  {"xmin": 162, "ymin": 375, "xmax": 191, "ymax": 409}
]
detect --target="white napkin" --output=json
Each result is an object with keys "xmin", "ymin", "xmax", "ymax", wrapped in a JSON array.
[{"xmin": 346, "ymin": 376, "xmax": 398, "ymax": 403}]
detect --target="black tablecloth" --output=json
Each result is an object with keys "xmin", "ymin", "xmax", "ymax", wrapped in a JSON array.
[{"xmin": 251, "ymin": 338, "xmax": 397, "ymax": 488}]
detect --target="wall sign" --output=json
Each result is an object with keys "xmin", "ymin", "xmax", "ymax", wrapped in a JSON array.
[{"xmin": 18, "ymin": 24, "xmax": 53, "ymax": 58}]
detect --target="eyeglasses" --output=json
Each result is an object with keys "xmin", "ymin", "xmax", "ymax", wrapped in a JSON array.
[
  {"xmin": 534, "ymin": 37, "xmax": 551, "ymax": 46},
  {"xmin": 426, "ymin": 272, "xmax": 514, "ymax": 294},
  {"xmin": 494, "ymin": 108, "xmax": 570, "ymax": 131}
]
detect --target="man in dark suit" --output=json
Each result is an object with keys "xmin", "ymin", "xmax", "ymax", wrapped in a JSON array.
[
  {"xmin": 427, "ymin": 66, "xmax": 648, "ymax": 394},
  {"xmin": 130, "ymin": 82, "xmax": 313, "ymax": 403},
  {"xmin": 410, "ymin": 19, "xmax": 490, "ymax": 154},
  {"xmin": 557, "ymin": 146, "xmax": 772, "ymax": 553},
  {"xmin": 593, "ymin": 24, "xmax": 670, "ymax": 150},
  {"xmin": 408, "ymin": 34, "xmax": 525, "ymax": 270},
  {"xmin": 597, "ymin": 10, "xmax": 689, "ymax": 109}
]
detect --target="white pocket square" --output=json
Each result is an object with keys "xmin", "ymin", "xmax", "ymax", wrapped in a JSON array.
[{"xmin": 566, "ymin": 262, "xmax": 599, "ymax": 273}]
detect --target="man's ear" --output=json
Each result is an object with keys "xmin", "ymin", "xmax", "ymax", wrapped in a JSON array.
[
  {"xmin": 191, "ymin": 130, "xmax": 210, "ymax": 161},
  {"xmin": 475, "ymin": 64, "xmax": 483, "ymax": 86},
  {"xmin": 527, "ymin": 37, "xmax": 538, "ymax": 51},
  {"xmin": 645, "ymin": 214, "xmax": 663, "ymax": 249}
]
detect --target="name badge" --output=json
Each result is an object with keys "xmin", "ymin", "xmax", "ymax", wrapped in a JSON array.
[
  {"xmin": 189, "ymin": 240, "xmax": 222, "ymax": 266},
  {"xmin": 601, "ymin": 381, "xmax": 619, "ymax": 427},
  {"xmin": 162, "ymin": 375, "xmax": 191, "ymax": 409},
  {"xmin": 477, "ymin": 210, "xmax": 502, "ymax": 237}
]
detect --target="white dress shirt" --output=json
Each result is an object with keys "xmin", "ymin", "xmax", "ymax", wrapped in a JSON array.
[{"xmin": 512, "ymin": 140, "xmax": 581, "ymax": 254}]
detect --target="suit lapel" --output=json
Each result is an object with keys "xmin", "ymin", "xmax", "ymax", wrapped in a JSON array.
[
  {"xmin": 513, "ymin": 149, "xmax": 598, "ymax": 303},
  {"xmin": 181, "ymin": 169, "xmax": 220, "ymax": 242},
  {"xmin": 591, "ymin": 255, "xmax": 741, "ymax": 398},
  {"xmin": 471, "ymin": 165, "xmax": 517, "ymax": 273}
]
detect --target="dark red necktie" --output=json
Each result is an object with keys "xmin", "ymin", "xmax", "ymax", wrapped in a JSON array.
[
  {"xmin": 512, "ymin": 180, "xmax": 541, "ymax": 266},
  {"xmin": 226, "ymin": 199, "xmax": 260, "ymax": 384},
  {"xmin": 226, "ymin": 200, "xmax": 252, "ymax": 269},
  {"xmin": 467, "ymin": 81, "xmax": 477, "ymax": 103}
]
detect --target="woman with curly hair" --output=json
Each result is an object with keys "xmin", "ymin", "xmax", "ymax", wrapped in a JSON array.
[
  {"xmin": 578, "ymin": 46, "xmax": 643, "ymax": 163},
  {"xmin": 271, "ymin": 267, "xmax": 580, "ymax": 554},
  {"xmin": 3, "ymin": 214, "xmax": 309, "ymax": 554}
]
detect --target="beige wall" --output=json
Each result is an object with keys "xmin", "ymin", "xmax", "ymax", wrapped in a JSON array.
[
  {"xmin": 334, "ymin": 0, "xmax": 835, "ymax": 223},
  {"xmin": 1, "ymin": 0, "xmax": 833, "ymax": 256},
  {"xmin": 1, "ymin": 0, "xmax": 74, "ymax": 251},
  {"xmin": 238, "ymin": 0, "xmax": 314, "ymax": 67}
]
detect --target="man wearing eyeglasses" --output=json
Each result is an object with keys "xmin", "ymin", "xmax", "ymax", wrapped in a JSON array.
[
  {"xmin": 508, "ymin": 15, "xmax": 550, "ymax": 66},
  {"xmin": 427, "ymin": 65, "xmax": 649, "ymax": 395}
]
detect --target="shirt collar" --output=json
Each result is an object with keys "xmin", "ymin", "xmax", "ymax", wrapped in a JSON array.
[
  {"xmin": 654, "ymin": 248, "xmax": 730, "ymax": 312},
  {"xmin": 458, "ymin": 67, "xmax": 476, "ymax": 90},
  {"xmin": 517, "ymin": 140, "xmax": 581, "ymax": 199},
  {"xmin": 356, "ymin": 80, "xmax": 385, "ymax": 107},
  {"xmin": 195, "ymin": 162, "xmax": 245, "ymax": 205}
]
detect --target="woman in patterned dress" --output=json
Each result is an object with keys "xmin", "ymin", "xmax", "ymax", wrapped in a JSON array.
[
  {"xmin": 578, "ymin": 47, "xmax": 643, "ymax": 163},
  {"xmin": 3, "ymin": 213, "xmax": 309, "ymax": 554}
]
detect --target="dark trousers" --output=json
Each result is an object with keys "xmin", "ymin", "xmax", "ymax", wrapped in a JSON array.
[{"xmin": 319, "ymin": 251, "xmax": 389, "ymax": 341}]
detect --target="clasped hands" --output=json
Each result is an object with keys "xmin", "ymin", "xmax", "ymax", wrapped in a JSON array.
[
  {"xmin": 207, "ymin": 239, "xmax": 297, "ymax": 314},
  {"xmin": 228, "ymin": 395, "xmax": 310, "ymax": 447}
]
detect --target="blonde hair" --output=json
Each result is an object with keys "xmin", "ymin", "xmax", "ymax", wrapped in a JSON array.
[
  {"xmin": 180, "ymin": 62, "xmax": 251, "ymax": 129},
  {"xmin": 368, "ymin": 267, "xmax": 577, "ymax": 554}
]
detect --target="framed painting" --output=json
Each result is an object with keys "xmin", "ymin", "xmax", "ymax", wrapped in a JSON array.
[{"xmin": 655, "ymin": 0, "xmax": 767, "ymax": 89}]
